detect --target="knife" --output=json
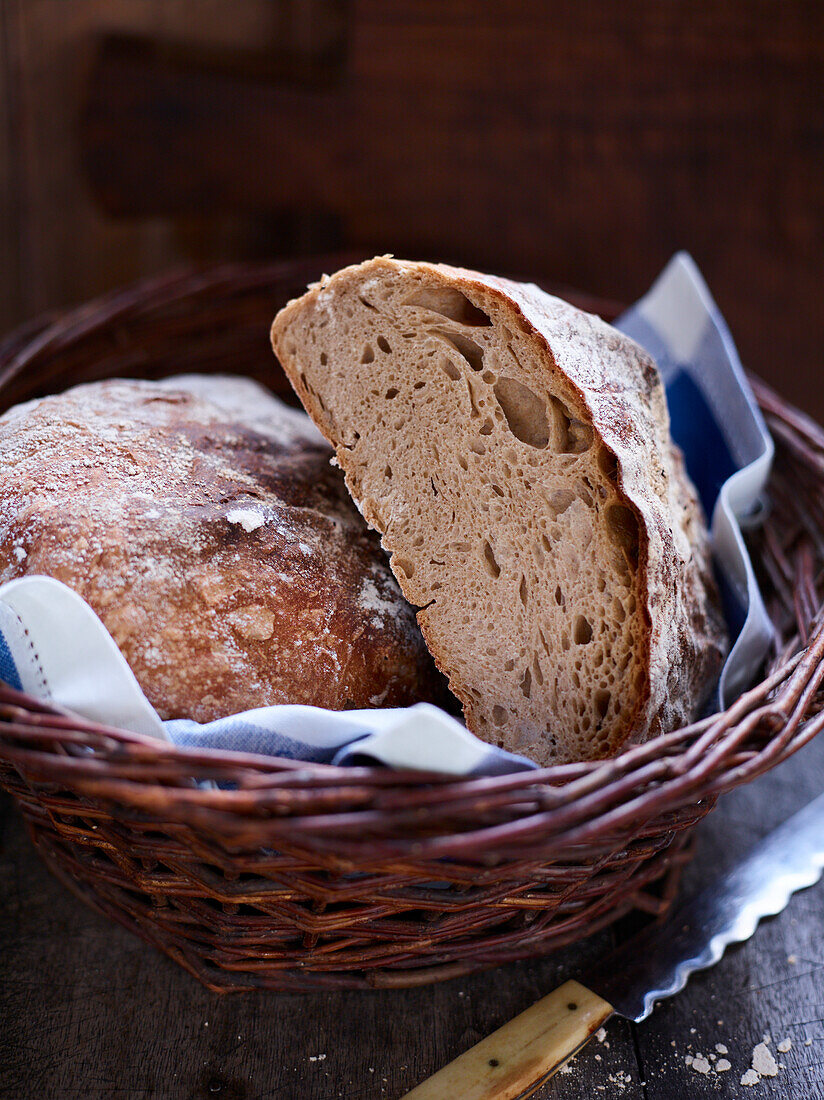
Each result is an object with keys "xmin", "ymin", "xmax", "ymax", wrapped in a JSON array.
[{"xmin": 400, "ymin": 789, "xmax": 824, "ymax": 1100}]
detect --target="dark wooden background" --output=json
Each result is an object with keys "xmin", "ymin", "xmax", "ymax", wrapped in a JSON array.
[{"xmin": 1, "ymin": 1, "xmax": 823, "ymax": 415}]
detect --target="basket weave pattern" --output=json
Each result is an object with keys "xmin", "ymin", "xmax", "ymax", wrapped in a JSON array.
[{"xmin": 0, "ymin": 263, "xmax": 821, "ymax": 992}]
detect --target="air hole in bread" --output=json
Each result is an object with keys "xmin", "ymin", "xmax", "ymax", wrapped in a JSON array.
[
  {"xmin": 520, "ymin": 666, "xmax": 532, "ymax": 698},
  {"xmin": 438, "ymin": 331, "xmax": 485, "ymax": 371},
  {"xmin": 405, "ymin": 286, "xmax": 492, "ymax": 326},
  {"xmin": 482, "ymin": 540, "xmax": 501, "ymax": 578},
  {"xmin": 574, "ymin": 615, "xmax": 593, "ymax": 645},
  {"xmin": 440, "ymin": 357, "xmax": 461, "ymax": 381},
  {"xmin": 377, "ymin": 335, "xmax": 391, "ymax": 353},
  {"xmin": 532, "ymin": 655, "xmax": 544, "ymax": 685},
  {"xmin": 358, "ymin": 295, "xmax": 377, "ymax": 310},
  {"xmin": 361, "ymin": 345, "xmax": 375, "ymax": 364},
  {"xmin": 606, "ymin": 503, "xmax": 640, "ymax": 568},
  {"xmin": 519, "ymin": 575, "xmax": 528, "ymax": 606},
  {"xmin": 492, "ymin": 704, "xmax": 508, "ymax": 725},
  {"xmin": 482, "ymin": 371, "xmax": 496, "ymax": 384},
  {"xmin": 394, "ymin": 557, "xmax": 415, "ymax": 578},
  {"xmin": 384, "ymin": 465, "xmax": 393, "ymax": 479},
  {"xmin": 493, "ymin": 377, "xmax": 550, "ymax": 448},
  {"xmin": 594, "ymin": 689, "xmax": 611, "ymax": 723},
  {"xmin": 598, "ymin": 447, "xmax": 619, "ymax": 484},
  {"xmin": 413, "ymin": 380, "xmax": 426, "ymax": 390},
  {"xmin": 385, "ymin": 387, "xmax": 399, "ymax": 399},
  {"xmin": 491, "ymin": 483, "xmax": 504, "ymax": 497},
  {"xmin": 479, "ymin": 418, "xmax": 493, "ymax": 436},
  {"xmin": 471, "ymin": 440, "xmax": 486, "ymax": 455},
  {"xmin": 548, "ymin": 488, "xmax": 577, "ymax": 516},
  {"xmin": 457, "ymin": 455, "xmax": 468, "ymax": 470},
  {"xmin": 549, "ymin": 396, "xmax": 594, "ymax": 454},
  {"xmin": 320, "ymin": 352, "xmax": 328, "ymax": 365}
]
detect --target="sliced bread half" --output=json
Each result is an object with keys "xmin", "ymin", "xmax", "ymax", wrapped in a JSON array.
[{"xmin": 271, "ymin": 257, "xmax": 727, "ymax": 764}]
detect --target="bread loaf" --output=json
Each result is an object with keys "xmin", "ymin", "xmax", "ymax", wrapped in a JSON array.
[
  {"xmin": 0, "ymin": 374, "xmax": 443, "ymax": 721},
  {"xmin": 271, "ymin": 257, "xmax": 727, "ymax": 764}
]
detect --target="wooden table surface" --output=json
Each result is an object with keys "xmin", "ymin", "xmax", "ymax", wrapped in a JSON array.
[{"xmin": 3, "ymin": 730, "xmax": 824, "ymax": 1100}]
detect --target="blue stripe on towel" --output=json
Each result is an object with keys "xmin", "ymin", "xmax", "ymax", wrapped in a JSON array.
[{"xmin": 0, "ymin": 629, "xmax": 22, "ymax": 690}]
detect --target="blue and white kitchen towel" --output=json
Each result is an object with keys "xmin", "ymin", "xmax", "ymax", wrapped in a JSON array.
[{"xmin": 0, "ymin": 253, "xmax": 774, "ymax": 776}]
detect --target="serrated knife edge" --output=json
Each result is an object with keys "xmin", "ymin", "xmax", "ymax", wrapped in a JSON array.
[{"xmin": 586, "ymin": 789, "xmax": 824, "ymax": 1021}]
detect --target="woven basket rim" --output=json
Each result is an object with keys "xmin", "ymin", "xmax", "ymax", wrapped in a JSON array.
[{"xmin": 0, "ymin": 652, "xmax": 807, "ymax": 780}]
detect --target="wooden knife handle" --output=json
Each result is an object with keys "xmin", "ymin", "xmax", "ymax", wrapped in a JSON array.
[{"xmin": 399, "ymin": 980, "xmax": 613, "ymax": 1100}]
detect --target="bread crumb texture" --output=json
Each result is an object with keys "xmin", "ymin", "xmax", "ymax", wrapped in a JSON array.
[
  {"xmin": 0, "ymin": 374, "xmax": 442, "ymax": 720},
  {"xmin": 272, "ymin": 257, "xmax": 727, "ymax": 764}
]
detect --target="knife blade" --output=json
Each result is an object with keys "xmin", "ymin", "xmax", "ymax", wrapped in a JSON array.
[{"xmin": 400, "ymin": 789, "xmax": 824, "ymax": 1100}]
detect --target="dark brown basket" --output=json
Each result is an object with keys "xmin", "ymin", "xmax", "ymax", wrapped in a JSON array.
[{"xmin": 0, "ymin": 260, "xmax": 821, "ymax": 993}]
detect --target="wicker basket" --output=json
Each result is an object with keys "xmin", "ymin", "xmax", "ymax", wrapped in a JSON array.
[{"xmin": 0, "ymin": 260, "xmax": 821, "ymax": 993}]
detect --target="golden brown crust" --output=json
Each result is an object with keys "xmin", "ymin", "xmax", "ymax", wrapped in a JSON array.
[{"xmin": 0, "ymin": 375, "xmax": 443, "ymax": 721}]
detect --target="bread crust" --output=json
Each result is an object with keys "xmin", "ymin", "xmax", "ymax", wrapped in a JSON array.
[
  {"xmin": 0, "ymin": 375, "xmax": 442, "ymax": 721},
  {"xmin": 272, "ymin": 258, "xmax": 727, "ymax": 762}
]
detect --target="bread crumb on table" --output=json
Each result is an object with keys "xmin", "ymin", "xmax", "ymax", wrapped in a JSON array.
[
  {"xmin": 690, "ymin": 1056, "xmax": 712, "ymax": 1075},
  {"xmin": 751, "ymin": 1041, "xmax": 779, "ymax": 1078}
]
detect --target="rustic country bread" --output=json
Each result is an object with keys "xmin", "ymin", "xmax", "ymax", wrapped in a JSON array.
[
  {"xmin": 271, "ymin": 257, "xmax": 727, "ymax": 764},
  {"xmin": 0, "ymin": 374, "xmax": 443, "ymax": 722}
]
